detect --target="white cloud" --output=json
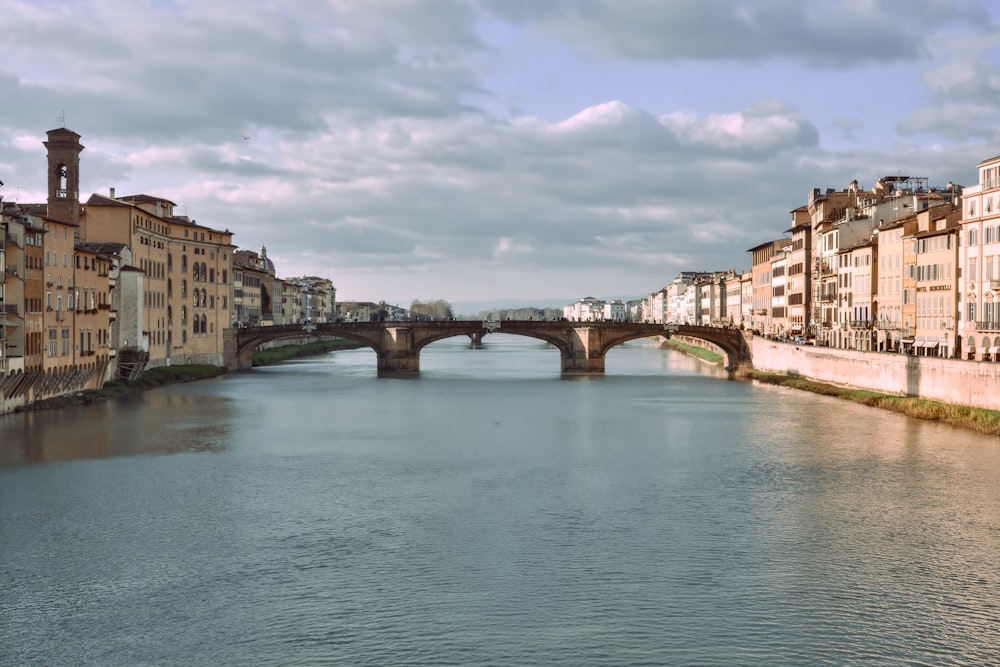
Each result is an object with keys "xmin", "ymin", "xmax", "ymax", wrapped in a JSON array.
[{"xmin": 1, "ymin": 0, "xmax": 998, "ymax": 304}]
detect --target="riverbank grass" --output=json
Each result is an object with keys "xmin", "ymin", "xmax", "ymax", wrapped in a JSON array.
[
  {"xmin": 748, "ymin": 370, "xmax": 1000, "ymax": 436},
  {"xmin": 661, "ymin": 338, "xmax": 724, "ymax": 364},
  {"xmin": 252, "ymin": 338, "xmax": 361, "ymax": 365}
]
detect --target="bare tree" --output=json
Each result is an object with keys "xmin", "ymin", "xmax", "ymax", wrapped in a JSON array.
[{"xmin": 410, "ymin": 299, "xmax": 454, "ymax": 320}]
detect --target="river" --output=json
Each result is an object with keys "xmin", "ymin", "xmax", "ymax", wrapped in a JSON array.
[{"xmin": 2, "ymin": 335, "xmax": 999, "ymax": 666}]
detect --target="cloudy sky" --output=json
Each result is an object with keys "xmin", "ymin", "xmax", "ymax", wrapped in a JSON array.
[{"xmin": 2, "ymin": 0, "xmax": 1000, "ymax": 308}]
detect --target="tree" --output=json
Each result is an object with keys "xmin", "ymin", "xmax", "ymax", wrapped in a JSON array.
[{"xmin": 409, "ymin": 299, "xmax": 454, "ymax": 320}]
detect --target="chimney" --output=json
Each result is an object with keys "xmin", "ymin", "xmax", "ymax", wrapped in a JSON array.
[{"xmin": 110, "ymin": 187, "xmax": 115, "ymax": 199}]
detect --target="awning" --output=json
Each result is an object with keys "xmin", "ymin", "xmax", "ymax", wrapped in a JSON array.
[
  {"xmin": 925, "ymin": 342, "xmax": 940, "ymax": 348},
  {"xmin": 913, "ymin": 341, "xmax": 925, "ymax": 348},
  {"xmin": 988, "ymin": 346, "xmax": 999, "ymax": 354}
]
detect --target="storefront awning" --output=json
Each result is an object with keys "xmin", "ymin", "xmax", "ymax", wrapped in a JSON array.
[{"xmin": 988, "ymin": 346, "xmax": 999, "ymax": 354}]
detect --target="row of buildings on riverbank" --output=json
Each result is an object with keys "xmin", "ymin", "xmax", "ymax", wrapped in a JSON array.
[
  {"xmin": 0, "ymin": 128, "xmax": 349, "ymax": 412},
  {"xmin": 594, "ymin": 157, "xmax": 1000, "ymax": 362}
]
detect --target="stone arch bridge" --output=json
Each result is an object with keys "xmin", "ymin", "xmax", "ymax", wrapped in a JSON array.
[{"xmin": 225, "ymin": 321, "xmax": 752, "ymax": 374}]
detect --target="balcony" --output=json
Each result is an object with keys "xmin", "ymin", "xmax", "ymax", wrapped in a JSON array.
[{"xmin": 975, "ymin": 321, "xmax": 1000, "ymax": 332}]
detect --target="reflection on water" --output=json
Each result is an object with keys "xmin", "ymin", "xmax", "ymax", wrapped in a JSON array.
[
  {"xmin": 1, "ymin": 337, "xmax": 999, "ymax": 666},
  {"xmin": 0, "ymin": 383, "xmax": 232, "ymax": 466}
]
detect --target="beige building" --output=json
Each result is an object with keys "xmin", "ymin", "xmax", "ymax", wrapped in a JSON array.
[
  {"xmin": 785, "ymin": 206, "xmax": 812, "ymax": 337},
  {"xmin": 747, "ymin": 239, "xmax": 790, "ymax": 334},
  {"xmin": 84, "ymin": 192, "xmax": 234, "ymax": 367},
  {"xmin": 769, "ymin": 249, "xmax": 789, "ymax": 335},
  {"xmin": 838, "ymin": 240, "xmax": 876, "ymax": 351},
  {"xmin": 875, "ymin": 220, "xmax": 907, "ymax": 351},
  {"xmin": 959, "ymin": 155, "xmax": 1000, "ymax": 360},
  {"xmin": 233, "ymin": 249, "xmax": 271, "ymax": 326},
  {"xmin": 908, "ymin": 207, "xmax": 961, "ymax": 356}
]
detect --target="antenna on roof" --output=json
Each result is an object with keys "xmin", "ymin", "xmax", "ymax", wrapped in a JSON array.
[{"xmin": 58, "ymin": 110, "xmax": 66, "ymax": 127}]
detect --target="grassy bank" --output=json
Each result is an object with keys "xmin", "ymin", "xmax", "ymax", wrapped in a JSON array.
[
  {"xmin": 747, "ymin": 369, "xmax": 1000, "ymax": 436},
  {"xmin": 252, "ymin": 337, "xmax": 362, "ymax": 366},
  {"xmin": 661, "ymin": 336, "xmax": 1000, "ymax": 435},
  {"xmin": 661, "ymin": 338, "xmax": 725, "ymax": 364}
]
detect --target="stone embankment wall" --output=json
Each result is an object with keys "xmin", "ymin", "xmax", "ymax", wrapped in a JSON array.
[{"xmin": 751, "ymin": 336, "xmax": 1000, "ymax": 411}]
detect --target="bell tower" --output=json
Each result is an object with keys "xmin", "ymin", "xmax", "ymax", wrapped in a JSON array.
[{"xmin": 43, "ymin": 127, "xmax": 84, "ymax": 227}]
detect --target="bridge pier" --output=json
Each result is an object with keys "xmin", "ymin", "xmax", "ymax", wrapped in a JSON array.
[
  {"xmin": 377, "ymin": 350, "xmax": 420, "ymax": 373},
  {"xmin": 561, "ymin": 326, "xmax": 606, "ymax": 373},
  {"xmin": 376, "ymin": 326, "xmax": 420, "ymax": 373},
  {"xmin": 561, "ymin": 354, "xmax": 605, "ymax": 373}
]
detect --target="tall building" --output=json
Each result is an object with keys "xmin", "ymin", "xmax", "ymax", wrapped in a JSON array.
[{"xmin": 959, "ymin": 155, "xmax": 1000, "ymax": 360}]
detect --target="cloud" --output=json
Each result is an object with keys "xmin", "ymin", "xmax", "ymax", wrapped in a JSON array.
[
  {"xmin": 1, "ymin": 0, "xmax": 998, "ymax": 304},
  {"xmin": 480, "ymin": 0, "xmax": 990, "ymax": 67}
]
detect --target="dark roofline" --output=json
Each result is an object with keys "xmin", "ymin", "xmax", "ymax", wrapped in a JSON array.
[{"xmin": 116, "ymin": 193, "xmax": 179, "ymax": 207}]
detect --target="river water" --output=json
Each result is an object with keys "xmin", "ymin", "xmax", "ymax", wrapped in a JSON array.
[{"xmin": 2, "ymin": 336, "xmax": 999, "ymax": 666}]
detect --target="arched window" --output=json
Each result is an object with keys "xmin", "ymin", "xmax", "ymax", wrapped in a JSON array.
[
  {"xmin": 201, "ymin": 289, "xmax": 207, "ymax": 307},
  {"xmin": 181, "ymin": 306, "xmax": 187, "ymax": 324},
  {"xmin": 181, "ymin": 280, "xmax": 187, "ymax": 298},
  {"xmin": 56, "ymin": 164, "xmax": 68, "ymax": 197},
  {"xmin": 167, "ymin": 279, "xmax": 173, "ymax": 298},
  {"xmin": 182, "ymin": 255, "xmax": 188, "ymax": 273},
  {"xmin": 200, "ymin": 263, "xmax": 207, "ymax": 282},
  {"xmin": 201, "ymin": 314, "xmax": 207, "ymax": 334}
]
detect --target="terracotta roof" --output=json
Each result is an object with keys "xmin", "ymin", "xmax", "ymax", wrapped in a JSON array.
[
  {"xmin": 76, "ymin": 241, "xmax": 128, "ymax": 255},
  {"xmin": 85, "ymin": 193, "xmax": 130, "ymax": 207},
  {"xmin": 116, "ymin": 193, "xmax": 178, "ymax": 207}
]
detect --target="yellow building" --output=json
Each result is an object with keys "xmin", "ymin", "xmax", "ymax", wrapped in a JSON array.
[{"xmin": 83, "ymin": 192, "xmax": 235, "ymax": 366}]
